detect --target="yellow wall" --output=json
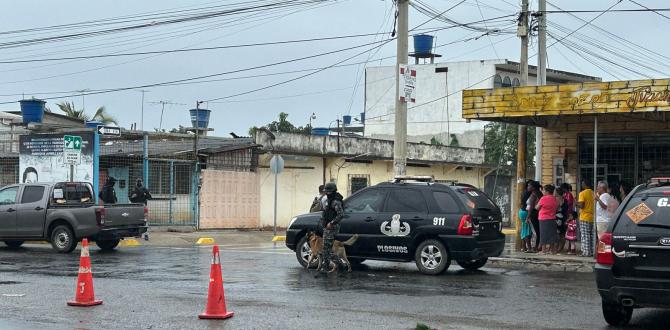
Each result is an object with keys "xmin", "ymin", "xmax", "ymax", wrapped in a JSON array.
[{"xmin": 259, "ymin": 153, "xmax": 488, "ymax": 227}]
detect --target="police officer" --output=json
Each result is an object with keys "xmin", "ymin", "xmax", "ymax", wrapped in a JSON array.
[{"xmin": 318, "ymin": 182, "xmax": 344, "ymax": 275}]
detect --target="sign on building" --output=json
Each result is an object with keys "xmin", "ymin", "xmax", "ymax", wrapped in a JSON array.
[
  {"xmin": 19, "ymin": 133, "xmax": 94, "ymax": 183},
  {"xmin": 97, "ymin": 125, "xmax": 121, "ymax": 136},
  {"xmin": 399, "ymin": 64, "xmax": 416, "ymax": 103}
]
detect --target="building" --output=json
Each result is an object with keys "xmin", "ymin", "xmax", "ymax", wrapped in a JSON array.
[
  {"xmin": 254, "ymin": 130, "xmax": 493, "ymax": 228},
  {"xmin": 364, "ymin": 59, "xmax": 601, "ymax": 148},
  {"xmin": 462, "ymin": 78, "xmax": 670, "ymax": 226}
]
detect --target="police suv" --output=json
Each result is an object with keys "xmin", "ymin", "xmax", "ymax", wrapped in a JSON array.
[{"xmin": 285, "ymin": 177, "xmax": 506, "ymax": 275}]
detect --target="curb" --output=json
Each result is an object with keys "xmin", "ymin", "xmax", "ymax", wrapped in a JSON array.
[
  {"xmin": 118, "ymin": 239, "xmax": 141, "ymax": 247},
  {"xmin": 489, "ymin": 256, "xmax": 594, "ymax": 273},
  {"xmin": 196, "ymin": 237, "xmax": 216, "ymax": 245},
  {"xmin": 271, "ymin": 236, "xmax": 286, "ymax": 242}
]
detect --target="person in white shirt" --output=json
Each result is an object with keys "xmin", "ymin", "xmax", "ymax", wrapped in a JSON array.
[{"xmin": 595, "ymin": 181, "xmax": 615, "ymax": 239}]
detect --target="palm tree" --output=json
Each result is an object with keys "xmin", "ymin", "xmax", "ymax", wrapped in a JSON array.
[{"xmin": 56, "ymin": 101, "xmax": 118, "ymax": 125}]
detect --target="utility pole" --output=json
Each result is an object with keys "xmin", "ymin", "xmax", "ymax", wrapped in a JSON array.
[
  {"xmin": 515, "ymin": 0, "xmax": 530, "ymax": 251},
  {"xmin": 535, "ymin": 0, "xmax": 547, "ymax": 182},
  {"xmin": 137, "ymin": 89, "xmax": 150, "ymax": 131},
  {"xmin": 393, "ymin": 0, "xmax": 409, "ymax": 177}
]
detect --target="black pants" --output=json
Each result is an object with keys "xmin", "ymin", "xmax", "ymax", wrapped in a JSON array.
[{"xmin": 531, "ymin": 218, "xmax": 541, "ymax": 248}]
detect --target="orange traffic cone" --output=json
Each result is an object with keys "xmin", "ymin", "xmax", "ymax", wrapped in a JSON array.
[
  {"xmin": 199, "ymin": 245, "xmax": 233, "ymax": 319},
  {"xmin": 67, "ymin": 239, "xmax": 103, "ymax": 307}
]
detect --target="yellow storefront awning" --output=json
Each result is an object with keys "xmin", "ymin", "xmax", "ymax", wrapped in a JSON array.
[{"xmin": 463, "ymin": 79, "xmax": 670, "ymax": 125}]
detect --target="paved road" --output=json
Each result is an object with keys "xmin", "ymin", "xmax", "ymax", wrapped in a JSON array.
[{"xmin": 0, "ymin": 242, "xmax": 668, "ymax": 329}]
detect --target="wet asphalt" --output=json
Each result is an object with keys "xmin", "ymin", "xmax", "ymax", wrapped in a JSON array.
[{"xmin": 1, "ymin": 242, "xmax": 669, "ymax": 330}]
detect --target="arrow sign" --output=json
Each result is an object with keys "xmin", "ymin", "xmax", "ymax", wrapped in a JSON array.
[{"xmin": 97, "ymin": 125, "xmax": 121, "ymax": 136}]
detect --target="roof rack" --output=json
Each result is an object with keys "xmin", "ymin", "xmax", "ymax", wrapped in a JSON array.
[{"xmin": 392, "ymin": 175, "xmax": 435, "ymax": 183}]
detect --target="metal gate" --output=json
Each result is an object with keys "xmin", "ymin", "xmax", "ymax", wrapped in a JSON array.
[{"xmin": 146, "ymin": 159, "xmax": 197, "ymax": 226}]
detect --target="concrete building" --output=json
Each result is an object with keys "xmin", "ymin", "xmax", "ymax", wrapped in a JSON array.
[
  {"xmin": 254, "ymin": 130, "xmax": 493, "ymax": 228},
  {"xmin": 364, "ymin": 59, "xmax": 601, "ymax": 148}
]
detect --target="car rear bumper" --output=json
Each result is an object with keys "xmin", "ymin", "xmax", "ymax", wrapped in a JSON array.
[
  {"xmin": 95, "ymin": 225, "xmax": 148, "ymax": 240},
  {"xmin": 596, "ymin": 264, "xmax": 670, "ymax": 308},
  {"xmin": 441, "ymin": 234, "xmax": 506, "ymax": 261}
]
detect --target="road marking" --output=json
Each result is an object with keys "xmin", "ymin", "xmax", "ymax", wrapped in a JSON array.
[{"xmin": 196, "ymin": 237, "xmax": 216, "ymax": 245}]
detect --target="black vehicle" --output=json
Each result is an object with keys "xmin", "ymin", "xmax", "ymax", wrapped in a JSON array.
[
  {"xmin": 596, "ymin": 178, "xmax": 670, "ymax": 326},
  {"xmin": 285, "ymin": 177, "xmax": 505, "ymax": 275}
]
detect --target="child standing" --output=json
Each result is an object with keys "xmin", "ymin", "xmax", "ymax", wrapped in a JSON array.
[{"xmin": 565, "ymin": 211, "xmax": 578, "ymax": 254}]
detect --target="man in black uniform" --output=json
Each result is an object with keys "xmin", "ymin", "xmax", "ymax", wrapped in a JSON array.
[{"xmin": 318, "ymin": 182, "xmax": 344, "ymax": 275}]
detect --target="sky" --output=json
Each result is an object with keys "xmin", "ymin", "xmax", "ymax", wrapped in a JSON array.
[{"xmin": 1, "ymin": 0, "xmax": 669, "ymax": 137}]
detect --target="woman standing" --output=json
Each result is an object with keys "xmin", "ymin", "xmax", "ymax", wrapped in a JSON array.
[
  {"xmin": 536, "ymin": 184, "xmax": 559, "ymax": 255},
  {"xmin": 519, "ymin": 180, "xmax": 533, "ymax": 252},
  {"xmin": 527, "ymin": 181, "xmax": 542, "ymax": 252},
  {"xmin": 554, "ymin": 187, "xmax": 569, "ymax": 253}
]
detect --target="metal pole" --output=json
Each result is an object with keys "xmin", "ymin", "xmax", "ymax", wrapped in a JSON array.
[
  {"xmin": 141, "ymin": 90, "xmax": 145, "ymax": 131},
  {"xmin": 273, "ymin": 172, "xmax": 278, "ymax": 237},
  {"xmin": 393, "ymin": 0, "xmax": 409, "ymax": 177},
  {"xmin": 593, "ymin": 116, "xmax": 598, "ymax": 256},
  {"xmin": 69, "ymin": 165, "xmax": 74, "ymax": 182},
  {"xmin": 515, "ymin": 0, "xmax": 530, "ymax": 251},
  {"xmin": 169, "ymin": 160, "xmax": 174, "ymax": 225},
  {"xmin": 143, "ymin": 133, "xmax": 149, "ymax": 187},
  {"xmin": 93, "ymin": 131, "xmax": 100, "ymax": 203},
  {"xmin": 159, "ymin": 102, "xmax": 166, "ymax": 131},
  {"xmin": 535, "ymin": 0, "xmax": 547, "ymax": 182}
]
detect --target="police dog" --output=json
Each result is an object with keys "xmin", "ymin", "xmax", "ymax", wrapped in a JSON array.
[{"xmin": 306, "ymin": 232, "xmax": 358, "ymax": 272}]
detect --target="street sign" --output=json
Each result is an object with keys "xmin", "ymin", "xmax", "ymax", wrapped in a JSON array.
[
  {"xmin": 97, "ymin": 125, "xmax": 121, "ymax": 136},
  {"xmin": 270, "ymin": 155, "xmax": 284, "ymax": 174},
  {"xmin": 399, "ymin": 64, "xmax": 416, "ymax": 103},
  {"xmin": 63, "ymin": 135, "xmax": 82, "ymax": 151},
  {"xmin": 64, "ymin": 151, "xmax": 81, "ymax": 165}
]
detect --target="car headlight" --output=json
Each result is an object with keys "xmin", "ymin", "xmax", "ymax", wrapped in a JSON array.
[{"xmin": 288, "ymin": 217, "xmax": 298, "ymax": 229}]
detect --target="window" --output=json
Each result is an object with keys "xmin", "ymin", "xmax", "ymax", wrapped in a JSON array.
[
  {"xmin": 384, "ymin": 189, "xmax": 428, "ymax": 213},
  {"xmin": 493, "ymin": 74, "xmax": 503, "ymax": 88},
  {"xmin": 51, "ymin": 183, "xmax": 93, "ymax": 204},
  {"xmin": 349, "ymin": 175, "xmax": 369, "ymax": 195},
  {"xmin": 502, "ymin": 76, "xmax": 512, "ymax": 87},
  {"xmin": 455, "ymin": 187, "xmax": 498, "ymax": 211},
  {"xmin": 433, "ymin": 191, "xmax": 459, "ymax": 213},
  {"xmin": 345, "ymin": 189, "xmax": 386, "ymax": 213},
  {"xmin": 21, "ymin": 186, "xmax": 44, "ymax": 204},
  {"xmin": 513, "ymin": 78, "xmax": 520, "ymax": 86},
  {"xmin": 0, "ymin": 187, "xmax": 18, "ymax": 205}
]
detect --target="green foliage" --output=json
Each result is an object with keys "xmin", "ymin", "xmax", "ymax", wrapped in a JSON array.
[
  {"xmin": 415, "ymin": 323, "xmax": 435, "ymax": 330},
  {"xmin": 56, "ymin": 101, "xmax": 118, "ymax": 125},
  {"xmin": 430, "ymin": 136, "xmax": 443, "ymax": 146},
  {"xmin": 483, "ymin": 122, "xmax": 535, "ymax": 168},
  {"xmin": 449, "ymin": 134, "xmax": 460, "ymax": 147},
  {"xmin": 249, "ymin": 112, "xmax": 311, "ymax": 136}
]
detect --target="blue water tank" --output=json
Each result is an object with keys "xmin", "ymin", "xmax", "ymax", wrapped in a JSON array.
[
  {"xmin": 189, "ymin": 108, "xmax": 211, "ymax": 129},
  {"xmin": 413, "ymin": 34, "xmax": 434, "ymax": 55},
  {"xmin": 85, "ymin": 120, "xmax": 102, "ymax": 128},
  {"xmin": 342, "ymin": 115, "xmax": 352, "ymax": 125},
  {"xmin": 360, "ymin": 112, "xmax": 365, "ymax": 124},
  {"xmin": 19, "ymin": 99, "xmax": 46, "ymax": 124},
  {"xmin": 311, "ymin": 127, "xmax": 329, "ymax": 136}
]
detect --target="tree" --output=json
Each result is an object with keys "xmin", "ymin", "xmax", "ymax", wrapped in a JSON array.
[
  {"xmin": 483, "ymin": 122, "xmax": 535, "ymax": 171},
  {"xmin": 56, "ymin": 101, "xmax": 118, "ymax": 125},
  {"xmin": 249, "ymin": 112, "xmax": 311, "ymax": 136}
]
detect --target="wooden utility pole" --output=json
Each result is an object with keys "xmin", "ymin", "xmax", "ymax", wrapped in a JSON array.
[
  {"xmin": 515, "ymin": 0, "xmax": 530, "ymax": 251},
  {"xmin": 393, "ymin": 0, "xmax": 409, "ymax": 176}
]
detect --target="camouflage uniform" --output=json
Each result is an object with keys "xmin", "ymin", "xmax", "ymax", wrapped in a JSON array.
[{"xmin": 319, "ymin": 190, "xmax": 344, "ymax": 273}]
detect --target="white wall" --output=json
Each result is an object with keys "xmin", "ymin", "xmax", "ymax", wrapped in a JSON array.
[{"xmin": 364, "ymin": 60, "xmax": 503, "ymax": 148}]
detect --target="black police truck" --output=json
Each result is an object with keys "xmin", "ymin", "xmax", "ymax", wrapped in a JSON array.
[
  {"xmin": 596, "ymin": 178, "xmax": 670, "ymax": 326},
  {"xmin": 285, "ymin": 177, "xmax": 506, "ymax": 275}
]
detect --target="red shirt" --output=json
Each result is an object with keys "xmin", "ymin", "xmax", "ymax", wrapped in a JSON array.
[
  {"xmin": 563, "ymin": 192, "xmax": 575, "ymax": 212},
  {"xmin": 537, "ymin": 195, "xmax": 558, "ymax": 221}
]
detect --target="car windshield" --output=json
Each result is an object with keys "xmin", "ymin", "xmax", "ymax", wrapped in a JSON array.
[{"xmin": 454, "ymin": 187, "xmax": 497, "ymax": 211}]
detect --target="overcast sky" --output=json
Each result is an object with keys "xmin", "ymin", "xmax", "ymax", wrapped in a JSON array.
[{"xmin": 1, "ymin": 0, "xmax": 668, "ymax": 136}]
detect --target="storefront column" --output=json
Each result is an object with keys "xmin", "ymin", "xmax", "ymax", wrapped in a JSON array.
[{"xmin": 593, "ymin": 116, "xmax": 598, "ymax": 253}]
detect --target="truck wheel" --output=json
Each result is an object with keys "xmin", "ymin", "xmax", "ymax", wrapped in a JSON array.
[
  {"xmin": 415, "ymin": 239, "xmax": 451, "ymax": 275},
  {"xmin": 50, "ymin": 225, "xmax": 76, "ymax": 253},
  {"xmin": 4, "ymin": 240, "xmax": 24, "ymax": 249},
  {"xmin": 295, "ymin": 235, "xmax": 313, "ymax": 268},
  {"xmin": 457, "ymin": 258, "xmax": 488, "ymax": 271},
  {"xmin": 602, "ymin": 300, "xmax": 633, "ymax": 326},
  {"xmin": 96, "ymin": 239, "xmax": 120, "ymax": 251}
]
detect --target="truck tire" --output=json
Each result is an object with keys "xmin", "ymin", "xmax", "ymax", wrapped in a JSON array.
[
  {"xmin": 50, "ymin": 225, "xmax": 77, "ymax": 253},
  {"xmin": 96, "ymin": 239, "xmax": 120, "ymax": 251},
  {"xmin": 602, "ymin": 300, "xmax": 633, "ymax": 326},
  {"xmin": 4, "ymin": 240, "xmax": 24, "ymax": 249},
  {"xmin": 415, "ymin": 239, "xmax": 450, "ymax": 275},
  {"xmin": 457, "ymin": 258, "xmax": 488, "ymax": 271}
]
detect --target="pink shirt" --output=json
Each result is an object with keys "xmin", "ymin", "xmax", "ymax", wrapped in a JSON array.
[{"xmin": 537, "ymin": 195, "xmax": 558, "ymax": 221}]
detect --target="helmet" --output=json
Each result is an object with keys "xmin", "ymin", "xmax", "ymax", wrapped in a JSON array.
[{"xmin": 324, "ymin": 182, "xmax": 338, "ymax": 194}]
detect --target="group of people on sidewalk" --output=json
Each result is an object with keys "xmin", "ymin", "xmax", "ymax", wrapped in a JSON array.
[{"xmin": 519, "ymin": 178, "xmax": 632, "ymax": 256}]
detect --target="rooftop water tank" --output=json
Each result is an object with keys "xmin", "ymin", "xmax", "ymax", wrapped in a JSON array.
[
  {"xmin": 413, "ymin": 34, "xmax": 434, "ymax": 55},
  {"xmin": 342, "ymin": 115, "xmax": 352, "ymax": 125},
  {"xmin": 19, "ymin": 99, "xmax": 46, "ymax": 124},
  {"xmin": 311, "ymin": 127, "xmax": 329, "ymax": 136},
  {"xmin": 189, "ymin": 108, "xmax": 211, "ymax": 129}
]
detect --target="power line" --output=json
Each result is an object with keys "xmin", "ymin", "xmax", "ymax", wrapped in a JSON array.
[{"xmin": 546, "ymin": 0, "xmax": 622, "ymax": 49}]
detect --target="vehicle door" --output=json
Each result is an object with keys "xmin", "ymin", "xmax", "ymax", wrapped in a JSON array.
[
  {"xmin": 337, "ymin": 187, "xmax": 388, "ymax": 257},
  {"xmin": 611, "ymin": 192, "xmax": 670, "ymax": 280},
  {"xmin": 15, "ymin": 185, "xmax": 47, "ymax": 237},
  {"xmin": 453, "ymin": 187, "xmax": 503, "ymax": 241},
  {"xmin": 0, "ymin": 186, "xmax": 19, "ymax": 238},
  {"xmin": 376, "ymin": 188, "xmax": 430, "ymax": 259}
]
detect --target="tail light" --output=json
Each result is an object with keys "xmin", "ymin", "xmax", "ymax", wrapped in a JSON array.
[
  {"xmin": 457, "ymin": 215, "xmax": 473, "ymax": 236},
  {"xmin": 596, "ymin": 232, "xmax": 614, "ymax": 265},
  {"xmin": 144, "ymin": 206, "xmax": 149, "ymax": 220},
  {"xmin": 95, "ymin": 207, "xmax": 106, "ymax": 227}
]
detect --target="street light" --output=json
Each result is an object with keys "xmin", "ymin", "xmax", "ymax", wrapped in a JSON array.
[{"xmin": 308, "ymin": 113, "xmax": 316, "ymax": 129}]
